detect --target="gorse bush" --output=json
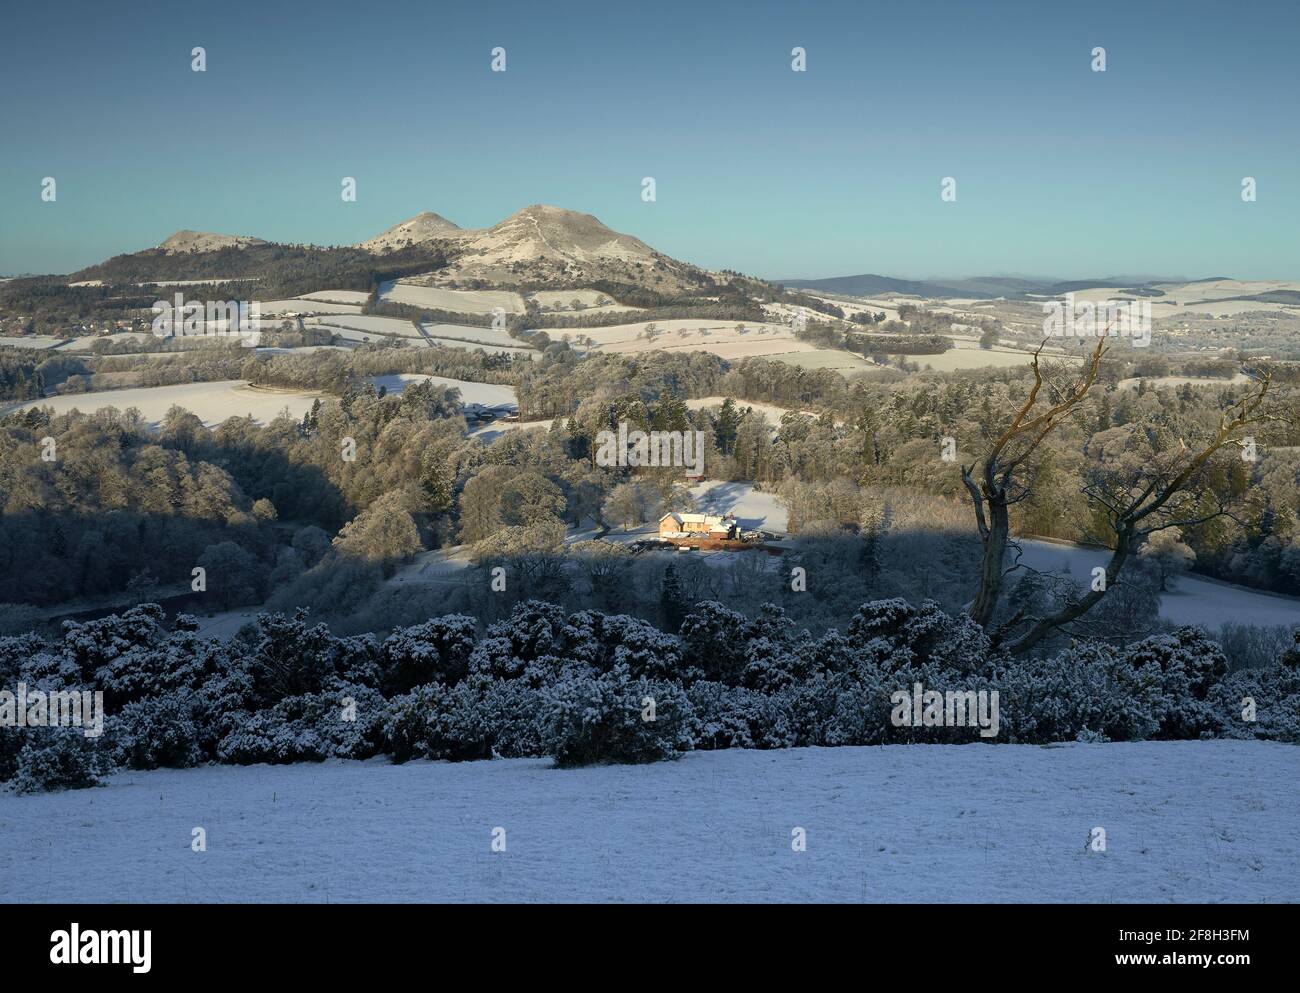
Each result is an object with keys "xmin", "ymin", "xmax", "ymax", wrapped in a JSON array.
[
  {"xmin": 9, "ymin": 727, "xmax": 109, "ymax": 794},
  {"xmin": 2, "ymin": 597, "xmax": 1296, "ymax": 794},
  {"xmin": 541, "ymin": 666, "xmax": 695, "ymax": 767}
]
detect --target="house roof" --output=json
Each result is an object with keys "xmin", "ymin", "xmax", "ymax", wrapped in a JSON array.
[{"xmin": 660, "ymin": 512, "xmax": 727, "ymax": 526}]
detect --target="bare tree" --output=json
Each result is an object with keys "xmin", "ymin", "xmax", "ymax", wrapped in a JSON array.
[
  {"xmin": 1005, "ymin": 370, "xmax": 1282, "ymax": 654},
  {"xmin": 962, "ymin": 337, "xmax": 1107, "ymax": 630}
]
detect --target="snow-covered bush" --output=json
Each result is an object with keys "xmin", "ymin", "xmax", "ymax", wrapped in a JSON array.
[
  {"xmin": 1, "ymin": 595, "xmax": 1273, "ymax": 792},
  {"xmin": 217, "ymin": 683, "xmax": 385, "ymax": 764},
  {"xmin": 487, "ymin": 600, "xmax": 568, "ymax": 662},
  {"xmin": 60, "ymin": 604, "xmax": 170, "ymax": 684},
  {"xmin": 383, "ymin": 681, "xmax": 492, "ymax": 762},
  {"xmin": 740, "ymin": 604, "xmax": 821, "ymax": 692},
  {"xmin": 685, "ymin": 679, "xmax": 830, "ymax": 749},
  {"xmin": 847, "ymin": 598, "xmax": 990, "ymax": 676},
  {"xmin": 540, "ymin": 665, "xmax": 696, "ymax": 767},
  {"xmin": 564, "ymin": 611, "xmax": 686, "ymax": 680},
  {"xmin": 0, "ymin": 634, "xmax": 53, "ymax": 684},
  {"xmin": 381, "ymin": 614, "xmax": 477, "ymax": 693},
  {"xmin": 460, "ymin": 676, "xmax": 547, "ymax": 757},
  {"xmin": 1122, "ymin": 627, "xmax": 1227, "ymax": 738},
  {"xmin": 109, "ymin": 693, "xmax": 204, "ymax": 770},
  {"xmin": 996, "ymin": 643, "xmax": 1164, "ymax": 743},
  {"xmin": 466, "ymin": 635, "xmax": 527, "ymax": 681},
  {"xmin": 679, "ymin": 601, "xmax": 748, "ymax": 683},
  {"xmin": 1208, "ymin": 664, "xmax": 1300, "ymax": 743},
  {"xmin": 7, "ymin": 727, "xmax": 111, "ymax": 794}
]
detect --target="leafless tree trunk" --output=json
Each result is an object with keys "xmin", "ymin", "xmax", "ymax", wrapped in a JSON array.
[{"xmin": 963, "ymin": 337, "xmax": 1107, "ymax": 630}]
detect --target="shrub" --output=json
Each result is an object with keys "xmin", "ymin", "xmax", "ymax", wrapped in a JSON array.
[
  {"xmin": 8, "ymin": 727, "xmax": 110, "ymax": 794},
  {"xmin": 1122, "ymin": 627, "xmax": 1227, "ymax": 738},
  {"xmin": 217, "ymin": 684, "xmax": 385, "ymax": 764},
  {"xmin": 383, "ymin": 681, "xmax": 492, "ymax": 762},
  {"xmin": 109, "ymin": 693, "xmax": 204, "ymax": 770},
  {"xmin": 997, "ymin": 644, "xmax": 1164, "ymax": 744},
  {"xmin": 679, "ymin": 601, "xmax": 747, "ymax": 683},
  {"xmin": 687, "ymin": 679, "xmax": 831, "ymax": 750},
  {"xmin": 847, "ymin": 599, "xmax": 990, "ymax": 676},
  {"xmin": 541, "ymin": 666, "xmax": 696, "ymax": 767},
  {"xmin": 381, "ymin": 614, "xmax": 477, "ymax": 692},
  {"xmin": 1209, "ymin": 665, "xmax": 1300, "ymax": 743}
]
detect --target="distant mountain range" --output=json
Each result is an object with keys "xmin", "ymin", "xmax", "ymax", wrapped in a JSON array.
[
  {"xmin": 70, "ymin": 211, "xmax": 1271, "ymax": 305},
  {"xmin": 778, "ymin": 273, "xmax": 1209, "ymax": 300}
]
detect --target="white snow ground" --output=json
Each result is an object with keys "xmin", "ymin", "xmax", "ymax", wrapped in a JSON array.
[
  {"xmin": 1, "ymin": 741, "xmax": 1295, "ymax": 903},
  {"xmin": 1018, "ymin": 539, "xmax": 1300, "ymax": 630}
]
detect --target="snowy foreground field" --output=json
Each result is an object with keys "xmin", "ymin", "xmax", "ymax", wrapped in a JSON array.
[{"xmin": 2, "ymin": 741, "xmax": 1296, "ymax": 903}]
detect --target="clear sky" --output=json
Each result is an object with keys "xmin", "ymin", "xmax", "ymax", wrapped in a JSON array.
[{"xmin": 1, "ymin": 0, "xmax": 1297, "ymax": 279}]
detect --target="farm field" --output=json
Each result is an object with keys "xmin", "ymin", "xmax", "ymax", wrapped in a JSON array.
[
  {"xmin": 316, "ymin": 325, "xmax": 427, "ymax": 346},
  {"xmin": 1116, "ymin": 374, "xmax": 1249, "ymax": 390},
  {"xmin": 371, "ymin": 373, "xmax": 518, "ymax": 409},
  {"xmin": 5, "ymin": 380, "xmax": 328, "ymax": 427},
  {"xmin": 379, "ymin": 280, "xmax": 525, "ymax": 315},
  {"xmin": 777, "ymin": 348, "xmax": 876, "ymax": 370},
  {"xmin": 57, "ymin": 332, "xmax": 154, "ymax": 351},
  {"xmin": 426, "ymin": 336, "xmax": 534, "ymax": 357},
  {"xmin": 6, "ymin": 372, "xmax": 520, "ymax": 428},
  {"xmin": 902, "ymin": 343, "xmax": 1052, "ymax": 372},
  {"xmin": 255, "ymin": 299, "xmax": 364, "ymax": 316},
  {"xmin": 314, "ymin": 315, "xmax": 425, "ymax": 338},
  {"xmin": 2, "ymin": 741, "xmax": 1294, "ymax": 903},
  {"xmin": 0, "ymin": 335, "xmax": 65, "ymax": 349},
  {"xmin": 551, "ymin": 319, "xmax": 796, "ymax": 357},
  {"xmin": 686, "ymin": 395, "xmax": 820, "ymax": 428},
  {"xmin": 294, "ymin": 290, "xmax": 371, "ymax": 305},
  {"xmin": 528, "ymin": 288, "xmax": 639, "ymax": 315}
]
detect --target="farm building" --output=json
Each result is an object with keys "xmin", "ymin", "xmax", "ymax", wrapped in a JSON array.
[{"xmin": 658, "ymin": 512, "xmax": 738, "ymax": 540}]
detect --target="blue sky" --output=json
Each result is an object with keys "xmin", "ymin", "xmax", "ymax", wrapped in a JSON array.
[{"xmin": 1, "ymin": 0, "xmax": 1297, "ymax": 279}]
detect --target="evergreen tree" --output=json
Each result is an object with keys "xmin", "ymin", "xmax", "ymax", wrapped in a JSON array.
[{"xmin": 660, "ymin": 563, "xmax": 686, "ymax": 632}]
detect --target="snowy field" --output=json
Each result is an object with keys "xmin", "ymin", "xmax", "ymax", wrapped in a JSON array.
[
  {"xmin": 1019, "ymin": 539, "xmax": 1300, "ymax": 629},
  {"xmin": 255, "ymin": 299, "xmax": 364, "ymax": 316},
  {"xmin": 551, "ymin": 319, "xmax": 799, "ymax": 358},
  {"xmin": 420, "ymin": 322, "xmax": 522, "ymax": 348},
  {"xmin": 379, "ymin": 280, "xmax": 526, "ymax": 315},
  {"xmin": 0, "ymin": 335, "xmax": 66, "ymax": 349},
  {"xmin": 371, "ymin": 373, "xmax": 518, "ymax": 409},
  {"xmin": 686, "ymin": 396, "xmax": 803, "ymax": 430},
  {"xmin": 1, "ymin": 741, "xmax": 1294, "ymax": 903},
  {"xmin": 527, "ymin": 288, "xmax": 639, "ymax": 315},
  {"xmin": 56, "ymin": 332, "xmax": 154, "ymax": 351},
  {"xmin": 5, "ymin": 380, "xmax": 328, "ymax": 427},
  {"xmin": 294, "ymin": 290, "xmax": 371, "ymax": 305},
  {"xmin": 691, "ymin": 479, "xmax": 788, "ymax": 533},
  {"xmin": 313, "ymin": 315, "xmax": 425, "ymax": 338}
]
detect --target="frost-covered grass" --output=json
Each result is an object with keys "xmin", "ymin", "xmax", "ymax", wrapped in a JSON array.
[{"xmin": 1, "ymin": 741, "xmax": 1294, "ymax": 903}]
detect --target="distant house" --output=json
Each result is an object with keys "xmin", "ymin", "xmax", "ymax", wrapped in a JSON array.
[{"xmin": 658, "ymin": 512, "xmax": 738, "ymax": 540}]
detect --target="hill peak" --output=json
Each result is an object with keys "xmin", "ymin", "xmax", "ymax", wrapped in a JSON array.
[
  {"xmin": 357, "ymin": 212, "xmax": 462, "ymax": 252},
  {"xmin": 158, "ymin": 230, "xmax": 268, "ymax": 253}
]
